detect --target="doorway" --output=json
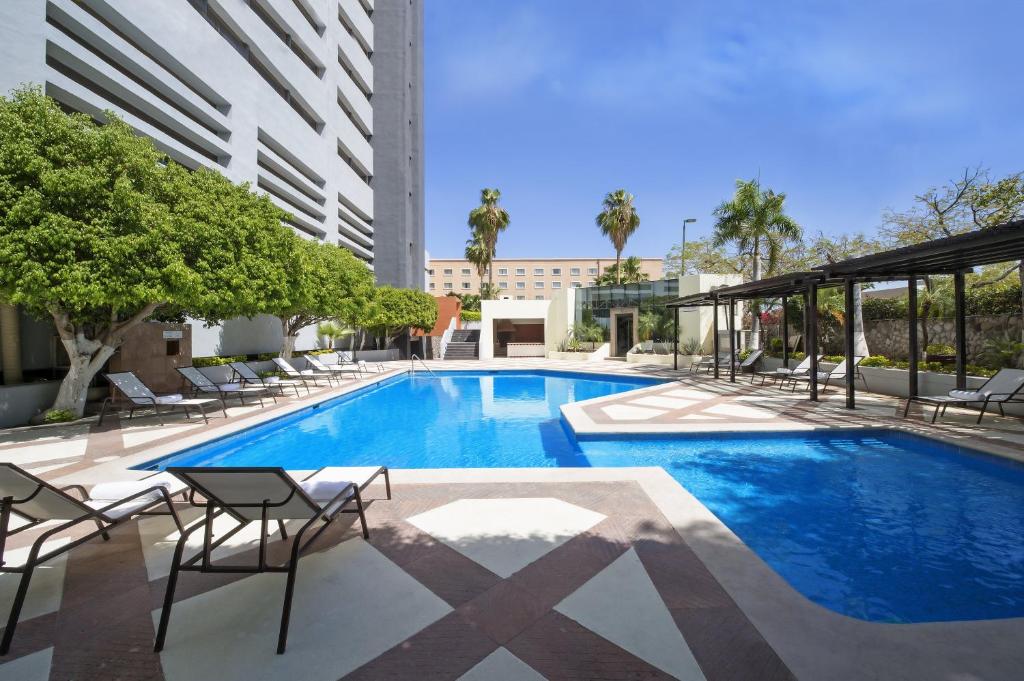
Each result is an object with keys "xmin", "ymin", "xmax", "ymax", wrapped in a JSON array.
[{"xmin": 614, "ymin": 313, "xmax": 634, "ymax": 357}]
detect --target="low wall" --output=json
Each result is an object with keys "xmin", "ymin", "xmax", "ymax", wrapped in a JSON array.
[{"xmin": 0, "ymin": 383, "xmax": 107, "ymax": 427}]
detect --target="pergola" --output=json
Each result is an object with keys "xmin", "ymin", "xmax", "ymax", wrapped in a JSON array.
[{"xmin": 667, "ymin": 219, "xmax": 1024, "ymax": 409}]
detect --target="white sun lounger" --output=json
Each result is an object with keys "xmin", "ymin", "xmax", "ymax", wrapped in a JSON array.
[
  {"xmin": 272, "ymin": 357, "xmax": 338, "ymax": 387},
  {"xmin": 305, "ymin": 355, "xmax": 361, "ymax": 379},
  {"xmin": 903, "ymin": 368, "xmax": 1024, "ymax": 423},
  {"xmin": 154, "ymin": 465, "xmax": 389, "ymax": 655},
  {"xmin": 229, "ymin": 362, "xmax": 308, "ymax": 398},
  {"xmin": 0, "ymin": 464, "xmax": 185, "ymax": 653},
  {"xmin": 177, "ymin": 366, "xmax": 272, "ymax": 407},
  {"xmin": 100, "ymin": 372, "xmax": 225, "ymax": 425},
  {"xmin": 784, "ymin": 356, "xmax": 866, "ymax": 392},
  {"xmin": 751, "ymin": 354, "xmax": 822, "ymax": 386}
]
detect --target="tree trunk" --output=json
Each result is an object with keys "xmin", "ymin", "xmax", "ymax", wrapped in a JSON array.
[
  {"xmin": 0, "ymin": 303, "xmax": 23, "ymax": 385},
  {"xmin": 852, "ymin": 284, "xmax": 869, "ymax": 356},
  {"xmin": 749, "ymin": 243, "xmax": 761, "ymax": 350},
  {"xmin": 279, "ymin": 317, "xmax": 298, "ymax": 358},
  {"xmin": 615, "ymin": 250, "xmax": 622, "ymax": 285}
]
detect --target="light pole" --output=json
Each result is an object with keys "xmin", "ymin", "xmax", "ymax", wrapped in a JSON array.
[{"xmin": 681, "ymin": 218, "xmax": 696, "ymax": 275}]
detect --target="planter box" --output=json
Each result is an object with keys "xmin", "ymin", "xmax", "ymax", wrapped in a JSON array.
[
  {"xmin": 548, "ymin": 343, "xmax": 609, "ymax": 362},
  {"xmin": 625, "ymin": 352, "xmax": 695, "ymax": 367}
]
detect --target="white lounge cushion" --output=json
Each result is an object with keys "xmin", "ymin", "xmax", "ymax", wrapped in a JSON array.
[
  {"xmin": 218, "ymin": 383, "xmax": 242, "ymax": 391},
  {"xmin": 155, "ymin": 394, "xmax": 184, "ymax": 404},
  {"xmin": 90, "ymin": 472, "xmax": 187, "ymax": 501},
  {"xmin": 85, "ymin": 491, "xmax": 166, "ymax": 521},
  {"xmin": 949, "ymin": 389, "xmax": 985, "ymax": 401}
]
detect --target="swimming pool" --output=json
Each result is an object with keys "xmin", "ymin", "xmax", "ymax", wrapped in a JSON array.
[{"xmin": 143, "ymin": 370, "xmax": 1024, "ymax": 623}]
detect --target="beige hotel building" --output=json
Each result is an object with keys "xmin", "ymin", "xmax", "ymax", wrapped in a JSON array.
[{"xmin": 426, "ymin": 258, "xmax": 664, "ymax": 299}]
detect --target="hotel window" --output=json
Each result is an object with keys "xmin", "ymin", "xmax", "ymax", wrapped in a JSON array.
[
  {"xmin": 534, "ymin": 281, "xmax": 544, "ymax": 289},
  {"xmin": 515, "ymin": 295, "xmax": 526, "ymax": 300},
  {"xmin": 515, "ymin": 268, "xmax": 526, "ymax": 276},
  {"xmin": 461, "ymin": 268, "xmax": 471, "ymax": 275},
  {"xmin": 551, "ymin": 267, "xmax": 561, "ymax": 275},
  {"xmin": 571, "ymin": 281, "xmax": 582, "ymax": 288},
  {"xmin": 587, "ymin": 267, "xmax": 598, "ymax": 275},
  {"xmin": 534, "ymin": 295, "xmax": 544, "ymax": 300},
  {"xmin": 533, "ymin": 267, "xmax": 544, "ymax": 276},
  {"xmin": 551, "ymin": 281, "xmax": 562, "ymax": 289},
  {"xmin": 515, "ymin": 281, "xmax": 526, "ymax": 289},
  {"xmin": 570, "ymin": 267, "xmax": 580, "ymax": 276},
  {"xmin": 498, "ymin": 267, "xmax": 508, "ymax": 276},
  {"xmin": 588, "ymin": 280, "xmax": 596, "ymax": 286},
  {"xmin": 499, "ymin": 281, "xmax": 508, "ymax": 288},
  {"xmin": 461, "ymin": 282, "xmax": 471, "ymax": 289},
  {"xmin": 429, "ymin": 282, "xmax": 435, "ymax": 289},
  {"xmin": 427, "ymin": 268, "xmax": 434, "ymax": 275},
  {"xmin": 443, "ymin": 268, "xmax": 453, "ymax": 276},
  {"xmin": 443, "ymin": 282, "xmax": 453, "ymax": 289}
]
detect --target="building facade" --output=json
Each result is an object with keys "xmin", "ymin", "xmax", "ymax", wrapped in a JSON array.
[
  {"xmin": 426, "ymin": 257, "xmax": 664, "ymax": 300},
  {"xmin": 0, "ymin": 0, "xmax": 424, "ymax": 357}
]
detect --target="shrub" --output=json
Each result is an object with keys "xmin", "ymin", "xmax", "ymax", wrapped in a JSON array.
[
  {"xmin": 680, "ymin": 337, "xmax": 702, "ymax": 355},
  {"xmin": 43, "ymin": 409, "xmax": 75, "ymax": 424},
  {"xmin": 461, "ymin": 309, "xmax": 481, "ymax": 322},
  {"xmin": 860, "ymin": 355, "xmax": 892, "ymax": 368},
  {"xmin": 192, "ymin": 355, "xmax": 246, "ymax": 368},
  {"xmin": 257, "ymin": 352, "xmax": 277, "ymax": 361},
  {"xmin": 822, "ymin": 355, "xmax": 845, "ymax": 363},
  {"xmin": 857, "ymin": 354, "xmax": 998, "ymax": 378},
  {"xmin": 925, "ymin": 343, "xmax": 955, "ymax": 356}
]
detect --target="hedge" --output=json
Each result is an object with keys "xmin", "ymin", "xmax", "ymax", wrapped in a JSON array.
[
  {"xmin": 862, "ymin": 281, "xmax": 1022, "ymax": 320},
  {"xmin": 461, "ymin": 310, "xmax": 481, "ymax": 322},
  {"xmin": 192, "ymin": 355, "xmax": 247, "ymax": 367}
]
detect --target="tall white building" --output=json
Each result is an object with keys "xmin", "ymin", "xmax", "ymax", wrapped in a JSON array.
[{"xmin": 0, "ymin": 0, "xmax": 424, "ymax": 355}]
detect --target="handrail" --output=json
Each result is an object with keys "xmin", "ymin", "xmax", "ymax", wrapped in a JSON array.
[
  {"xmin": 410, "ymin": 354, "xmax": 436, "ymax": 376},
  {"xmin": 439, "ymin": 316, "xmax": 456, "ymax": 359}
]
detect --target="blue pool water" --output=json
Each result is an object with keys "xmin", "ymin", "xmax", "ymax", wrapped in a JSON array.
[{"xmin": 144, "ymin": 371, "xmax": 1024, "ymax": 623}]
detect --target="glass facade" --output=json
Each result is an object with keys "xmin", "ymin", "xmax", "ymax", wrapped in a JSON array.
[{"xmin": 573, "ymin": 278, "xmax": 679, "ymax": 342}]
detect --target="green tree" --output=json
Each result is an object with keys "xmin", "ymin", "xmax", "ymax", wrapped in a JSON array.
[
  {"xmin": 464, "ymin": 231, "xmax": 491, "ymax": 297},
  {"xmin": 467, "ymin": 188, "xmax": 510, "ymax": 293},
  {"xmin": 274, "ymin": 237, "xmax": 374, "ymax": 358},
  {"xmin": 594, "ymin": 256, "xmax": 650, "ymax": 285},
  {"xmin": 711, "ymin": 178, "xmax": 801, "ymax": 349},
  {"xmin": 663, "ymin": 237, "xmax": 745, "ymax": 278},
  {"xmin": 595, "ymin": 189, "xmax": 640, "ymax": 285},
  {"xmin": 363, "ymin": 286, "xmax": 438, "ymax": 348},
  {"xmin": 0, "ymin": 87, "xmax": 292, "ymax": 417}
]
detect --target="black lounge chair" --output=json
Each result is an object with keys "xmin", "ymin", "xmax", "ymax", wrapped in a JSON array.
[
  {"xmin": 305, "ymin": 355, "xmax": 361, "ymax": 379},
  {"xmin": 0, "ymin": 464, "xmax": 185, "ymax": 653},
  {"xmin": 751, "ymin": 354, "xmax": 822, "ymax": 387},
  {"xmin": 903, "ymin": 368, "xmax": 1024, "ymax": 423},
  {"xmin": 784, "ymin": 356, "xmax": 866, "ymax": 392},
  {"xmin": 689, "ymin": 352, "xmax": 729, "ymax": 374},
  {"xmin": 154, "ymin": 465, "xmax": 389, "ymax": 655},
  {"xmin": 272, "ymin": 357, "xmax": 338, "ymax": 387},
  {"xmin": 100, "ymin": 372, "xmax": 225, "ymax": 425},
  {"xmin": 228, "ymin": 361, "xmax": 308, "ymax": 398},
  {"xmin": 176, "ymin": 366, "xmax": 272, "ymax": 407}
]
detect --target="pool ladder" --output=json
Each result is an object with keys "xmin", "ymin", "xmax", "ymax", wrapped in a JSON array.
[{"xmin": 410, "ymin": 354, "xmax": 436, "ymax": 376}]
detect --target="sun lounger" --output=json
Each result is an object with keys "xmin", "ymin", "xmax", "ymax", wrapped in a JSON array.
[
  {"xmin": 784, "ymin": 356, "xmax": 866, "ymax": 392},
  {"xmin": 153, "ymin": 465, "xmax": 389, "ymax": 655},
  {"xmin": 305, "ymin": 355, "xmax": 361, "ymax": 379},
  {"xmin": 229, "ymin": 362, "xmax": 308, "ymax": 398},
  {"xmin": 177, "ymin": 366, "xmax": 271, "ymax": 407},
  {"xmin": 733, "ymin": 349, "xmax": 763, "ymax": 373},
  {"xmin": 272, "ymin": 357, "xmax": 338, "ymax": 387},
  {"xmin": 100, "ymin": 372, "xmax": 225, "ymax": 425},
  {"xmin": 338, "ymin": 351, "xmax": 385, "ymax": 373},
  {"xmin": 751, "ymin": 354, "xmax": 822, "ymax": 386},
  {"xmin": 0, "ymin": 464, "xmax": 185, "ymax": 653},
  {"xmin": 902, "ymin": 368, "xmax": 1024, "ymax": 423},
  {"xmin": 690, "ymin": 352, "xmax": 729, "ymax": 374}
]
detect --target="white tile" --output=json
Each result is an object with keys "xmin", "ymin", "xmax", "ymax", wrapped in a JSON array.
[
  {"xmin": 155, "ymin": 539, "xmax": 451, "ymax": 681},
  {"xmin": 0, "ymin": 646, "xmax": 52, "ymax": 681},
  {"xmin": 408, "ymin": 498, "xmax": 605, "ymax": 578},
  {"xmin": 631, "ymin": 396, "xmax": 698, "ymax": 410},
  {"xmin": 661, "ymin": 388, "xmax": 714, "ymax": 400},
  {"xmin": 120, "ymin": 422, "xmax": 205, "ymax": 448},
  {"xmin": 0, "ymin": 539, "xmax": 69, "ymax": 622},
  {"xmin": 705, "ymin": 403, "xmax": 774, "ymax": 419},
  {"xmin": 600, "ymin": 404, "xmax": 667, "ymax": 421},
  {"xmin": 556, "ymin": 548, "xmax": 705, "ymax": 680},
  {"xmin": 457, "ymin": 647, "xmax": 547, "ymax": 681}
]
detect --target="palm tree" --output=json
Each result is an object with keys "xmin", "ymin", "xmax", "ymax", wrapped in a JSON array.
[
  {"xmin": 594, "ymin": 256, "xmax": 650, "ymax": 285},
  {"xmin": 467, "ymin": 188, "xmax": 510, "ymax": 293},
  {"xmin": 596, "ymin": 190, "xmax": 640, "ymax": 284},
  {"xmin": 464, "ymin": 231, "xmax": 490, "ymax": 297},
  {"xmin": 712, "ymin": 179, "xmax": 801, "ymax": 349}
]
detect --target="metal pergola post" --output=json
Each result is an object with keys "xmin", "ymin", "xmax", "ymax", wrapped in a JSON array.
[
  {"xmin": 781, "ymin": 295, "xmax": 789, "ymax": 367},
  {"xmin": 908, "ymin": 276, "xmax": 919, "ymax": 398},
  {"xmin": 712, "ymin": 295, "xmax": 720, "ymax": 379},
  {"xmin": 728, "ymin": 298, "xmax": 737, "ymax": 382},
  {"xmin": 843, "ymin": 278, "xmax": 855, "ymax": 409},
  {"xmin": 807, "ymin": 282, "xmax": 819, "ymax": 402},
  {"xmin": 672, "ymin": 307, "xmax": 678, "ymax": 371},
  {"xmin": 954, "ymin": 270, "xmax": 967, "ymax": 390}
]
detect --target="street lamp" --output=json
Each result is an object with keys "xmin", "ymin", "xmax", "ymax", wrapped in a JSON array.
[{"xmin": 681, "ymin": 218, "xmax": 696, "ymax": 275}]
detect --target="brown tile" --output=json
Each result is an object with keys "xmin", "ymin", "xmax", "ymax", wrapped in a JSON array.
[
  {"xmin": 634, "ymin": 538, "xmax": 734, "ymax": 610},
  {"xmin": 456, "ymin": 581, "xmax": 550, "ymax": 645},
  {"xmin": 400, "ymin": 543, "xmax": 501, "ymax": 608},
  {"xmin": 342, "ymin": 612, "xmax": 496, "ymax": 681},
  {"xmin": 671, "ymin": 606, "xmax": 795, "ymax": 681},
  {"xmin": 507, "ymin": 610, "xmax": 676, "ymax": 681},
  {"xmin": 368, "ymin": 519, "xmax": 444, "ymax": 568}
]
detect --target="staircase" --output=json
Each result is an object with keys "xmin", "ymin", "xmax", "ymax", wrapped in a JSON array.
[{"xmin": 443, "ymin": 329, "xmax": 479, "ymax": 360}]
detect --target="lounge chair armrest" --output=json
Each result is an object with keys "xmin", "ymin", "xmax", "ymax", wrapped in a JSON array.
[
  {"xmin": 91, "ymin": 485, "xmax": 169, "ymax": 517},
  {"xmin": 59, "ymin": 484, "xmax": 90, "ymax": 500}
]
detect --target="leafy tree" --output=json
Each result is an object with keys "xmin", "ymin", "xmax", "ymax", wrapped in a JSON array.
[
  {"xmin": 362, "ymin": 286, "xmax": 438, "ymax": 348},
  {"xmin": 0, "ymin": 87, "xmax": 291, "ymax": 416},
  {"xmin": 595, "ymin": 189, "xmax": 640, "ymax": 284},
  {"xmin": 479, "ymin": 282, "xmax": 502, "ymax": 301},
  {"xmin": 315, "ymin": 321, "xmax": 348, "ymax": 350},
  {"xmin": 467, "ymin": 188, "xmax": 510, "ymax": 293},
  {"xmin": 464, "ymin": 230, "xmax": 491, "ymax": 297},
  {"xmin": 711, "ymin": 179, "xmax": 801, "ymax": 349},
  {"xmin": 663, "ymin": 237, "xmax": 745, "ymax": 277},
  {"xmin": 275, "ymin": 237, "xmax": 374, "ymax": 358},
  {"xmin": 594, "ymin": 256, "xmax": 649, "ymax": 285}
]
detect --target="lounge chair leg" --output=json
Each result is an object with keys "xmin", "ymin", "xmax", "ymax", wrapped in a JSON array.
[
  {"xmin": 98, "ymin": 397, "xmax": 111, "ymax": 426},
  {"xmin": 1, "ymin": 566, "xmax": 34, "ymax": 654},
  {"xmin": 383, "ymin": 468, "xmax": 392, "ymax": 500},
  {"xmin": 998, "ymin": 403, "xmax": 1005, "ymax": 417},
  {"xmin": 977, "ymin": 401, "xmax": 988, "ymax": 424},
  {"xmin": 94, "ymin": 517, "xmax": 110, "ymax": 541},
  {"xmin": 353, "ymin": 488, "xmax": 369, "ymax": 540},
  {"xmin": 903, "ymin": 398, "xmax": 912, "ymax": 418},
  {"xmin": 277, "ymin": 533, "xmax": 304, "ymax": 654},
  {"xmin": 277, "ymin": 519, "xmax": 288, "ymax": 540},
  {"xmin": 154, "ymin": 531, "xmax": 189, "ymax": 652},
  {"xmin": 932, "ymin": 405, "xmax": 941, "ymax": 423}
]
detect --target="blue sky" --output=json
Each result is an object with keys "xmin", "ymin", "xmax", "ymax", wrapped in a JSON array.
[{"xmin": 423, "ymin": 1, "xmax": 1023, "ymax": 261}]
